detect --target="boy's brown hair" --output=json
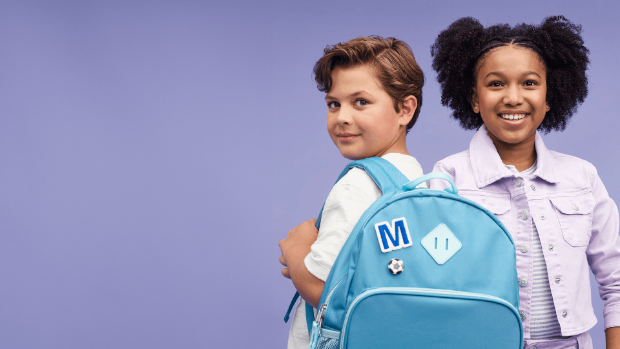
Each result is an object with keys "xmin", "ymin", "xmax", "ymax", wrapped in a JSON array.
[{"xmin": 313, "ymin": 36, "xmax": 425, "ymax": 132}]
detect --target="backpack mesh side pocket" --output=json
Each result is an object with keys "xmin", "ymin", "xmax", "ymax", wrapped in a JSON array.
[{"xmin": 317, "ymin": 336, "xmax": 339, "ymax": 349}]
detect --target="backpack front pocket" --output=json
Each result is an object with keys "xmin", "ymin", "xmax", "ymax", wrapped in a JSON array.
[{"xmin": 341, "ymin": 288, "xmax": 522, "ymax": 349}]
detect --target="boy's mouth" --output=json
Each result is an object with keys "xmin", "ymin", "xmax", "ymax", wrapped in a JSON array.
[
  {"xmin": 498, "ymin": 113, "xmax": 528, "ymax": 120},
  {"xmin": 337, "ymin": 133, "xmax": 360, "ymax": 142}
]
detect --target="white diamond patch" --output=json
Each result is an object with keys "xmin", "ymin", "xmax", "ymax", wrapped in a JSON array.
[{"xmin": 421, "ymin": 224, "xmax": 462, "ymax": 265}]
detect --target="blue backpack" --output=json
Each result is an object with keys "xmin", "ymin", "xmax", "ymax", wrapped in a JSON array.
[{"xmin": 284, "ymin": 157, "xmax": 523, "ymax": 349}]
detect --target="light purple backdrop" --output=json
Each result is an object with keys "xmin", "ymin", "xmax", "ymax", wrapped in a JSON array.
[{"xmin": 1, "ymin": 1, "xmax": 618, "ymax": 348}]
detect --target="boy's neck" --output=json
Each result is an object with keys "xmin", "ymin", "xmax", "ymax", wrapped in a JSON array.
[{"xmin": 375, "ymin": 130, "xmax": 410, "ymax": 158}]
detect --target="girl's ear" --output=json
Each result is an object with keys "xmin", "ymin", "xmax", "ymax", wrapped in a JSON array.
[
  {"xmin": 471, "ymin": 88, "xmax": 480, "ymax": 114},
  {"xmin": 399, "ymin": 96, "xmax": 417, "ymax": 126}
]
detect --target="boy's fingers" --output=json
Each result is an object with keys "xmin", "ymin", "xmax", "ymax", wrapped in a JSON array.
[
  {"xmin": 281, "ymin": 268, "xmax": 291, "ymax": 279},
  {"xmin": 279, "ymin": 255, "xmax": 287, "ymax": 266},
  {"xmin": 308, "ymin": 218, "xmax": 318, "ymax": 226}
]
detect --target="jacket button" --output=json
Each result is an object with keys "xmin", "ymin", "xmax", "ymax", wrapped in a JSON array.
[
  {"xmin": 516, "ymin": 178, "xmax": 523, "ymax": 186},
  {"xmin": 520, "ymin": 311, "xmax": 527, "ymax": 320},
  {"xmin": 530, "ymin": 185, "xmax": 536, "ymax": 191},
  {"xmin": 540, "ymin": 214, "xmax": 546, "ymax": 220},
  {"xmin": 549, "ymin": 245, "xmax": 554, "ymax": 251},
  {"xmin": 521, "ymin": 210, "xmax": 528, "ymax": 220},
  {"xmin": 520, "ymin": 244, "xmax": 529, "ymax": 253},
  {"xmin": 562, "ymin": 311, "xmax": 567, "ymax": 318},
  {"xmin": 555, "ymin": 278, "xmax": 561, "ymax": 284},
  {"xmin": 572, "ymin": 203, "xmax": 579, "ymax": 211},
  {"xmin": 519, "ymin": 278, "xmax": 528, "ymax": 287}
]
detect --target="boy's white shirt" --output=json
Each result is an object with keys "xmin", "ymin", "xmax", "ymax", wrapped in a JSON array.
[{"xmin": 287, "ymin": 153, "xmax": 425, "ymax": 349}]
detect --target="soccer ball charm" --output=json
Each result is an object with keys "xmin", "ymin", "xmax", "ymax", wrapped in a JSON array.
[{"xmin": 388, "ymin": 258, "xmax": 404, "ymax": 275}]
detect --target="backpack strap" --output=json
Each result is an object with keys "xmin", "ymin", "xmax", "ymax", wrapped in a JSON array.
[
  {"xmin": 304, "ymin": 157, "xmax": 409, "ymax": 334},
  {"xmin": 315, "ymin": 157, "xmax": 409, "ymax": 230}
]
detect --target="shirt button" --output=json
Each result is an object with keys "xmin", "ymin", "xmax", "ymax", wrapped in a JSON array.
[
  {"xmin": 520, "ymin": 244, "xmax": 529, "ymax": 253},
  {"xmin": 549, "ymin": 245, "xmax": 554, "ymax": 251},
  {"xmin": 540, "ymin": 214, "xmax": 546, "ymax": 220},
  {"xmin": 515, "ymin": 178, "xmax": 523, "ymax": 186},
  {"xmin": 572, "ymin": 203, "xmax": 579, "ymax": 211},
  {"xmin": 530, "ymin": 185, "xmax": 536, "ymax": 191},
  {"xmin": 520, "ymin": 311, "xmax": 527, "ymax": 320},
  {"xmin": 519, "ymin": 277, "xmax": 528, "ymax": 287},
  {"xmin": 520, "ymin": 210, "xmax": 528, "ymax": 220},
  {"xmin": 555, "ymin": 278, "xmax": 561, "ymax": 284},
  {"xmin": 562, "ymin": 311, "xmax": 567, "ymax": 318}
]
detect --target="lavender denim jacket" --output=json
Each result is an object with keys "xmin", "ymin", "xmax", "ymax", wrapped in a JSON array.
[{"xmin": 429, "ymin": 125, "xmax": 620, "ymax": 338}]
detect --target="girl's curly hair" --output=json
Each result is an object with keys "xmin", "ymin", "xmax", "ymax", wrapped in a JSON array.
[{"xmin": 430, "ymin": 16, "xmax": 589, "ymax": 133}]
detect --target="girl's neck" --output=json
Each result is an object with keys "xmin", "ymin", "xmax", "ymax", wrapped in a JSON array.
[{"xmin": 488, "ymin": 131, "xmax": 537, "ymax": 172}]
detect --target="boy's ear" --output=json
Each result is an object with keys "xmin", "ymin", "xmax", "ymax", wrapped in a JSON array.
[
  {"xmin": 471, "ymin": 88, "xmax": 479, "ymax": 114},
  {"xmin": 399, "ymin": 96, "xmax": 417, "ymax": 126}
]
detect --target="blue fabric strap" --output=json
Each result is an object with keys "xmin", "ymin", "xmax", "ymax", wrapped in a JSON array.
[
  {"xmin": 283, "ymin": 292, "xmax": 300, "ymax": 323},
  {"xmin": 315, "ymin": 157, "xmax": 409, "ymax": 231},
  {"xmin": 306, "ymin": 157, "xmax": 409, "ymax": 335},
  {"xmin": 305, "ymin": 302, "xmax": 314, "ymax": 335}
]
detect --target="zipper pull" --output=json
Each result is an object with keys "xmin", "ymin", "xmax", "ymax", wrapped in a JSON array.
[{"xmin": 307, "ymin": 304, "xmax": 327, "ymax": 349}]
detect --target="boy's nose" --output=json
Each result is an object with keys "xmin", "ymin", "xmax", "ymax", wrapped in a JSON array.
[{"xmin": 336, "ymin": 108, "xmax": 354, "ymax": 125}]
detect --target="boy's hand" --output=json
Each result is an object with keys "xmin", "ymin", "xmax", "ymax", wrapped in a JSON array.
[
  {"xmin": 279, "ymin": 219, "xmax": 318, "ymax": 278},
  {"xmin": 278, "ymin": 218, "xmax": 324, "ymax": 307}
]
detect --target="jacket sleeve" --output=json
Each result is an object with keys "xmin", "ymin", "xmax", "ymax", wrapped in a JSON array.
[{"xmin": 586, "ymin": 170, "xmax": 620, "ymax": 330}]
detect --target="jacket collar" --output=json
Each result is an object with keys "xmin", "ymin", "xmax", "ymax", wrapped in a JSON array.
[{"xmin": 469, "ymin": 125, "xmax": 558, "ymax": 188}]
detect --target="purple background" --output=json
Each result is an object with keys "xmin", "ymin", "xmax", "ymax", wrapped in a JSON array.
[{"xmin": 1, "ymin": 1, "xmax": 618, "ymax": 348}]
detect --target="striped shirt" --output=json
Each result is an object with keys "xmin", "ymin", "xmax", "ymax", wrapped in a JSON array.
[{"xmin": 508, "ymin": 163, "xmax": 564, "ymax": 339}]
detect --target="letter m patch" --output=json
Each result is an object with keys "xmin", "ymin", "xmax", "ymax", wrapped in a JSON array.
[{"xmin": 374, "ymin": 218, "xmax": 412, "ymax": 253}]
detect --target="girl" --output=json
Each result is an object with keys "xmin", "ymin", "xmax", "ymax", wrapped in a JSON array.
[{"xmin": 430, "ymin": 16, "xmax": 620, "ymax": 349}]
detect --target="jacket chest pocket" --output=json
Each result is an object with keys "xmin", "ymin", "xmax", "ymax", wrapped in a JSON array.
[{"xmin": 549, "ymin": 194, "xmax": 594, "ymax": 247}]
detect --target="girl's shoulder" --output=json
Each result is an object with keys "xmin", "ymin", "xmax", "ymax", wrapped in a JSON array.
[
  {"xmin": 547, "ymin": 150, "xmax": 600, "ymax": 186},
  {"xmin": 432, "ymin": 150, "xmax": 471, "ymax": 175}
]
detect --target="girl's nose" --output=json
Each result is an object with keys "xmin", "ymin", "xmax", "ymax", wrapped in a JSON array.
[{"xmin": 503, "ymin": 84, "xmax": 523, "ymax": 106}]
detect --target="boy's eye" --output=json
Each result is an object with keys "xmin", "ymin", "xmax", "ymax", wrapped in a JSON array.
[
  {"xmin": 355, "ymin": 99, "xmax": 368, "ymax": 107},
  {"xmin": 524, "ymin": 80, "xmax": 538, "ymax": 86},
  {"xmin": 488, "ymin": 81, "xmax": 503, "ymax": 87},
  {"xmin": 327, "ymin": 101, "xmax": 340, "ymax": 108}
]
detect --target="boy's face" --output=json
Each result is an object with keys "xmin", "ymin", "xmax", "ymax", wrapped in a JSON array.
[{"xmin": 325, "ymin": 65, "xmax": 412, "ymax": 160}]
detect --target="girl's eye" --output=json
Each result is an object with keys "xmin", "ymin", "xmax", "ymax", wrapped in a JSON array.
[
  {"xmin": 524, "ymin": 80, "xmax": 538, "ymax": 86},
  {"xmin": 488, "ymin": 81, "xmax": 503, "ymax": 87},
  {"xmin": 327, "ymin": 101, "xmax": 340, "ymax": 108},
  {"xmin": 355, "ymin": 99, "xmax": 368, "ymax": 107}
]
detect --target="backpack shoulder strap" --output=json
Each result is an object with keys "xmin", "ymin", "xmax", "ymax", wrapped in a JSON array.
[
  {"xmin": 315, "ymin": 157, "xmax": 409, "ymax": 229},
  {"xmin": 305, "ymin": 157, "xmax": 409, "ymax": 334}
]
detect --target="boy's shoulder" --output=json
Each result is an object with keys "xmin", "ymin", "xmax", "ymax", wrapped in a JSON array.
[
  {"xmin": 331, "ymin": 153, "xmax": 424, "ymax": 198},
  {"xmin": 331, "ymin": 167, "xmax": 383, "ymax": 202}
]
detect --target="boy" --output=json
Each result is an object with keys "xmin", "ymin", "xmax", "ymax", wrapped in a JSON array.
[{"xmin": 278, "ymin": 36, "xmax": 426, "ymax": 348}]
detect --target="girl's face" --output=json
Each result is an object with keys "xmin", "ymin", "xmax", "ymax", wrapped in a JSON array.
[
  {"xmin": 325, "ymin": 65, "xmax": 415, "ymax": 160},
  {"xmin": 472, "ymin": 45, "xmax": 549, "ymax": 146}
]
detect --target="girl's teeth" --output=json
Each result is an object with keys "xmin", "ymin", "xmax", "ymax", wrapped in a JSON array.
[{"xmin": 501, "ymin": 114, "xmax": 526, "ymax": 120}]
